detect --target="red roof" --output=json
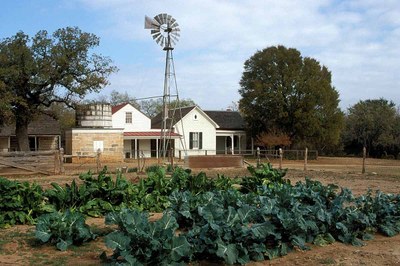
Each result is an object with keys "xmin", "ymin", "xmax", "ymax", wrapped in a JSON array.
[
  {"xmin": 123, "ymin": 131, "xmax": 181, "ymax": 137},
  {"xmin": 112, "ymin": 103, "xmax": 128, "ymax": 114}
]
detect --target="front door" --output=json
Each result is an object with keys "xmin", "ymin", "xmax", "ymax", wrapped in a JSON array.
[{"xmin": 151, "ymin": 139, "xmax": 157, "ymax": 157}]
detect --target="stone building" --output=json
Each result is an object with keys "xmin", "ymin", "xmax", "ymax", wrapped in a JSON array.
[{"xmin": 0, "ymin": 114, "xmax": 61, "ymax": 151}]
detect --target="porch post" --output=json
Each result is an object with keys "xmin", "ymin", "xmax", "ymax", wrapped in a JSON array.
[
  {"xmin": 134, "ymin": 139, "xmax": 138, "ymax": 159},
  {"xmin": 231, "ymin": 134, "xmax": 234, "ymax": 155},
  {"xmin": 225, "ymin": 136, "xmax": 227, "ymax": 154},
  {"xmin": 8, "ymin": 136, "xmax": 10, "ymax": 151},
  {"xmin": 156, "ymin": 139, "xmax": 159, "ymax": 159},
  {"xmin": 238, "ymin": 135, "xmax": 241, "ymax": 154}
]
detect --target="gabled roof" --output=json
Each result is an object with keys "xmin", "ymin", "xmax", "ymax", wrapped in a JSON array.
[
  {"xmin": 203, "ymin": 111, "xmax": 245, "ymax": 130},
  {"xmin": 112, "ymin": 102, "xmax": 151, "ymax": 119},
  {"xmin": 0, "ymin": 114, "xmax": 61, "ymax": 136},
  {"xmin": 111, "ymin": 103, "xmax": 129, "ymax": 114},
  {"xmin": 151, "ymin": 106, "xmax": 245, "ymax": 130},
  {"xmin": 151, "ymin": 106, "xmax": 196, "ymax": 129}
]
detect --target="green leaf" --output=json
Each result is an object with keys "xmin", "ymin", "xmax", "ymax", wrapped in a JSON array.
[
  {"xmin": 124, "ymin": 254, "xmax": 142, "ymax": 265},
  {"xmin": 313, "ymin": 233, "xmax": 335, "ymax": 246},
  {"xmin": 159, "ymin": 214, "xmax": 178, "ymax": 231},
  {"xmin": 237, "ymin": 206, "xmax": 253, "ymax": 223},
  {"xmin": 105, "ymin": 212, "xmax": 121, "ymax": 226},
  {"xmin": 35, "ymin": 226, "xmax": 52, "ymax": 242},
  {"xmin": 170, "ymin": 236, "xmax": 191, "ymax": 261},
  {"xmin": 105, "ymin": 231, "xmax": 130, "ymax": 251},
  {"xmin": 250, "ymin": 222, "xmax": 276, "ymax": 239},
  {"xmin": 216, "ymin": 240, "xmax": 238, "ymax": 265},
  {"xmin": 290, "ymin": 235, "xmax": 308, "ymax": 250},
  {"xmin": 380, "ymin": 224, "xmax": 397, "ymax": 237},
  {"xmin": 56, "ymin": 238, "xmax": 73, "ymax": 251},
  {"xmin": 265, "ymin": 248, "xmax": 280, "ymax": 260}
]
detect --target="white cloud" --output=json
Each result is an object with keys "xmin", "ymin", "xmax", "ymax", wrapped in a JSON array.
[{"xmin": 78, "ymin": 0, "xmax": 400, "ymax": 110}]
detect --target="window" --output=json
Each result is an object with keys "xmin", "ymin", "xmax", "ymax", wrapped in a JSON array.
[
  {"xmin": 93, "ymin": 141, "xmax": 104, "ymax": 152},
  {"xmin": 125, "ymin": 112, "xmax": 132, "ymax": 124},
  {"xmin": 189, "ymin": 132, "xmax": 203, "ymax": 149}
]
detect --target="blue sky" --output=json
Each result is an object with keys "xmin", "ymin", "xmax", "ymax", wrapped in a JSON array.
[{"xmin": 2, "ymin": 0, "xmax": 399, "ymax": 111}]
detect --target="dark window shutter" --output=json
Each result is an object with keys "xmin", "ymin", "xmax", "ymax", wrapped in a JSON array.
[
  {"xmin": 199, "ymin": 132, "xmax": 203, "ymax": 149},
  {"xmin": 189, "ymin": 132, "xmax": 193, "ymax": 149}
]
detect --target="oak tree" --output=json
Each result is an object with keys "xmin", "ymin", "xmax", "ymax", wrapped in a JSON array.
[
  {"xmin": 343, "ymin": 98, "xmax": 399, "ymax": 157},
  {"xmin": 239, "ymin": 45, "xmax": 343, "ymax": 150},
  {"xmin": 0, "ymin": 27, "xmax": 117, "ymax": 151}
]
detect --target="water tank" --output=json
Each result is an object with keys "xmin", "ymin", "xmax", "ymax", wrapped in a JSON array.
[{"xmin": 76, "ymin": 103, "xmax": 112, "ymax": 128}]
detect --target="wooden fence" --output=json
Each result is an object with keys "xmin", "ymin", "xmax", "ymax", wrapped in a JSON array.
[
  {"xmin": 0, "ymin": 150, "xmax": 61, "ymax": 175},
  {"xmin": 0, "ymin": 148, "xmax": 102, "ymax": 176}
]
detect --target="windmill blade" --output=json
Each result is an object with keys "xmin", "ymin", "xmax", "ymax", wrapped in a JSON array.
[
  {"xmin": 161, "ymin": 13, "xmax": 168, "ymax": 24},
  {"xmin": 168, "ymin": 17, "xmax": 176, "ymax": 27},
  {"xmin": 145, "ymin": 15, "xmax": 158, "ymax": 29},
  {"xmin": 151, "ymin": 32, "xmax": 161, "ymax": 40},
  {"xmin": 170, "ymin": 21, "xmax": 179, "ymax": 29},
  {"xmin": 154, "ymin": 14, "xmax": 164, "ymax": 25},
  {"xmin": 171, "ymin": 30, "xmax": 180, "ymax": 38},
  {"xmin": 160, "ymin": 37, "xmax": 165, "ymax": 47},
  {"xmin": 171, "ymin": 34, "xmax": 179, "ymax": 42},
  {"xmin": 166, "ymin": 14, "xmax": 173, "ymax": 26},
  {"xmin": 171, "ymin": 32, "xmax": 180, "ymax": 39},
  {"xmin": 154, "ymin": 34, "xmax": 162, "ymax": 43},
  {"xmin": 171, "ymin": 28, "xmax": 180, "ymax": 34},
  {"xmin": 151, "ymin": 29, "xmax": 160, "ymax": 35}
]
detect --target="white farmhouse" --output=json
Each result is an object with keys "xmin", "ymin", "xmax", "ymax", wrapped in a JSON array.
[
  {"xmin": 65, "ymin": 103, "xmax": 247, "ymax": 162},
  {"xmin": 151, "ymin": 106, "xmax": 247, "ymax": 158}
]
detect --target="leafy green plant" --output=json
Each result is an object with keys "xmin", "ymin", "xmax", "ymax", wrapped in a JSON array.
[
  {"xmin": 45, "ymin": 167, "xmax": 140, "ymax": 216},
  {"xmin": 102, "ymin": 209, "xmax": 191, "ymax": 265},
  {"xmin": 35, "ymin": 210, "xmax": 96, "ymax": 251},
  {"xmin": 356, "ymin": 190, "xmax": 400, "ymax": 237},
  {"xmin": 0, "ymin": 177, "xmax": 52, "ymax": 228},
  {"xmin": 240, "ymin": 163, "xmax": 289, "ymax": 193}
]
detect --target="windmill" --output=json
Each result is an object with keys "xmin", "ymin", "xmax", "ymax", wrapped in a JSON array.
[{"xmin": 145, "ymin": 13, "xmax": 185, "ymax": 160}]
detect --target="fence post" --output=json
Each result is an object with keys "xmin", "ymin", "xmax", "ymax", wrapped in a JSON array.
[
  {"xmin": 170, "ymin": 148, "xmax": 174, "ymax": 168},
  {"xmin": 137, "ymin": 152, "xmax": 141, "ymax": 172},
  {"xmin": 96, "ymin": 149, "xmax": 101, "ymax": 174},
  {"xmin": 179, "ymin": 150, "xmax": 182, "ymax": 161},
  {"xmin": 304, "ymin": 147, "xmax": 308, "ymax": 171},
  {"xmin": 59, "ymin": 148, "xmax": 64, "ymax": 174},
  {"xmin": 54, "ymin": 150, "xmax": 58, "ymax": 174},
  {"xmin": 279, "ymin": 148, "xmax": 283, "ymax": 170},
  {"xmin": 205, "ymin": 150, "xmax": 208, "ymax": 156},
  {"xmin": 362, "ymin": 146, "xmax": 366, "ymax": 174},
  {"xmin": 256, "ymin": 147, "xmax": 260, "ymax": 167},
  {"xmin": 316, "ymin": 150, "xmax": 319, "ymax": 160}
]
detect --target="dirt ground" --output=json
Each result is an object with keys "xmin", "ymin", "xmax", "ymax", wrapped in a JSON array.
[{"xmin": 1, "ymin": 157, "xmax": 400, "ymax": 265}]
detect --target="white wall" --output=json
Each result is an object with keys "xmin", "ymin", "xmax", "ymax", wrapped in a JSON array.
[
  {"xmin": 174, "ymin": 107, "xmax": 217, "ymax": 156},
  {"xmin": 112, "ymin": 104, "xmax": 151, "ymax": 131}
]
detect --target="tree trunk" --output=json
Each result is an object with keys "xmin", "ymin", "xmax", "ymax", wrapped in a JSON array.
[{"xmin": 15, "ymin": 114, "xmax": 30, "ymax": 151}]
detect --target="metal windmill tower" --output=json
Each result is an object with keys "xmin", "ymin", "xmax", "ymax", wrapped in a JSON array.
[{"xmin": 145, "ymin": 13, "xmax": 184, "ymax": 160}]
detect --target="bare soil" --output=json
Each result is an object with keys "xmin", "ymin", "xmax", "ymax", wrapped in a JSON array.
[{"xmin": 1, "ymin": 157, "xmax": 400, "ymax": 265}]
